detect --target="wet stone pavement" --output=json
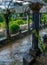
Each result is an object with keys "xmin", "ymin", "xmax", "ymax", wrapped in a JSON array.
[
  {"xmin": 0, "ymin": 29, "xmax": 47, "ymax": 65},
  {"xmin": 0, "ymin": 35, "xmax": 32, "ymax": 65}
]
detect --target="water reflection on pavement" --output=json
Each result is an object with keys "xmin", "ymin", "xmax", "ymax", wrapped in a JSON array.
[{"xmin": 0, "ymin": 29, "xmax": 47, "ymax": 65}]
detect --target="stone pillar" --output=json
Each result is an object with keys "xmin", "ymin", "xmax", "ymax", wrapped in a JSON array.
[
  {"xmin": 4, "ymin": 9, "xmax": 10, "ymax": 39},
  {"xmin": 29, "ymin": 3, "xmax": 43, "ymax": 51},
  {"xmin": 27, "ymin": 13, "xmax": 30, "ymax": 34},
  {"xmin": 23, "ymin": 2, "xmax": 43, "ymax": 65},
  {"xmin": 32, "ymin": 11, "xmax": 39, "ymax": 49},
  {"xmin": 25, "ymin": 7, "xmax": 30, "ymax": 34}
]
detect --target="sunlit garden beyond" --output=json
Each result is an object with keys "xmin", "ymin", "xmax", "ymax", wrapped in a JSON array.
[{"xmin": 0, "ymin": 0, "xmax": 47, "ymax": 65}]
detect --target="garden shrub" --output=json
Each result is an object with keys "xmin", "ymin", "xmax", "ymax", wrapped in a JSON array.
[
  {"xmin": 10, "ymin": 23, "xmax": 20, "ymax": 34},
  {"xmin": 16, "ymin": 19, "xmax": 27, "ymax": 25},
  {"xmin": 16, "ymin": 20, "xmax": 24, "ymax": 25},
  {"xmin": 0, "ymin": 15, "xmax": 4, "ymax": 22}
]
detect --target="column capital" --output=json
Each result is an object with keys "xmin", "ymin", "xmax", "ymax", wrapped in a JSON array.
[{"xmin": 29, "ymin": 3, "xmax": 43, "ymax": 12}]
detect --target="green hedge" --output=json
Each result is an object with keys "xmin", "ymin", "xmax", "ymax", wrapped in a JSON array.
[
  {"xmin": 10, "ymin": 23, "xmax": 20, "ymax": 34},
  {"xmin": 41, "ymin": 14, "xmax": 47, "ymax": 23},
  {"xmin": 16, "ymin": 19, "xmax": 27, "ymax": 25},
  {"xmin": 0, "ymin": 14, "xmax": 5, "ymax": 22}
]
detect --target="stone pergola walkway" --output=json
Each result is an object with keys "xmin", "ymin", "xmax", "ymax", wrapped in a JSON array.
[{"xmin": 0, "ymin": 28, "xmax": 47, "ymax": 65}]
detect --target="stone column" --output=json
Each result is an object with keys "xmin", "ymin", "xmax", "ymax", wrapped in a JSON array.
[
  {"xmin": 23, "ymin": 2, "xmax": 43, "ymax": 65},
  {"xmin": 29, "ymin": 3, "xmax": 43, "ymax": 51},
  {"xmin": 25, "ymin": 7, "xmax": 30, "ymax": 34},
  {"xmin": 4, "ymin": 9, "xmax": 10, "ymax": 39},
  {"xmin": 27, "ymin": 13, "xmax": 30, "ymax": 34},
  {"xmin": 32, "ymin": 11, "xmax": 39, "ymax": 49}
]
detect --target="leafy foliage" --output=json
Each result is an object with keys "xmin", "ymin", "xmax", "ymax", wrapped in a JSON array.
[
  {"xmin": 32, "ymin": 30, "xmax": 46, "ymax": 52},
  {"xmin": 16, "ymin": 19, "xmax": 27, "ymax": 25},
  {"xmin": 0, "ymin": 14, "xmax": 4, "ymax": 22},
  {"xmin": 10, "ymin": 22, "xmax": 20, "ymax": 34},
  {"xmin": 41, "ymin": 14, "xmax": 47, "ymax": 23}
]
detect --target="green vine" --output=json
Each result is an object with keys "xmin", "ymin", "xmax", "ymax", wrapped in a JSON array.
[{"xmin": 32, "ymin": 30, "xmax": 46, "ymax": 53}]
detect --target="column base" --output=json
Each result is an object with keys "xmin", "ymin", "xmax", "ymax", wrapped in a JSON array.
[
  {"xmin": 29, "ymin": 48, "xmax": 41, "ymax": 57},
  {"xmin": 23, "ymin": 48, "xmax": 41, "ymax": 65},
  {"xmin": 23, "ymin": 54, "xmax": 35, "ymax": 65}
]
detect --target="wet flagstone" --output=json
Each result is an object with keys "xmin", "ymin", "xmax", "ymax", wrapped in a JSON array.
[{"xmin": 0, "ymin": 28, "xmax": 47, "ymax": 65}]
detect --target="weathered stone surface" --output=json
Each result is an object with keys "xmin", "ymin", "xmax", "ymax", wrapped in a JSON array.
[
  {"xmin": 29, "ymin": 48, "xmax": 41, "ymax": 57},
  {"xmin": 23, "ymin": 54, "xmax": 35, "ymax": 65}
]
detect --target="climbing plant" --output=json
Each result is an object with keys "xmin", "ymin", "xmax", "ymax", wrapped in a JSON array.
[{"xmin": 32, "ymin": 30, "xmax": 46, "ymax": 53}]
